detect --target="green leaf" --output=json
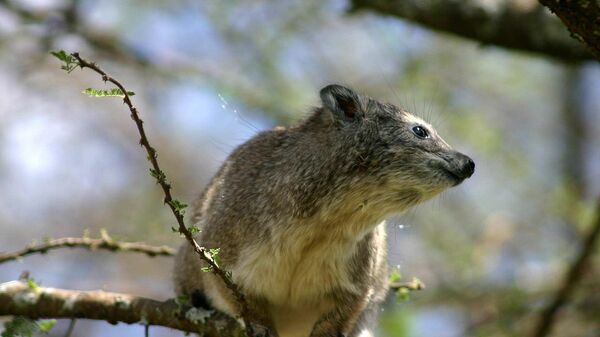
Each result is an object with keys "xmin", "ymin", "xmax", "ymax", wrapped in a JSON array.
[
  {"xmin": 1, "ymin": 317, "xmax": 55, "ymax": 337},
  {"xmin": 36, "ymin": 320, "xmax": 56, "ymax": 333},
  {"xmin": 26, "ymin": 278, "xmax": 39, "ymax": 291},
  {"xmin": 82, "ymin": 88, "xmax": 135, "ymax": 97},
  {"xmin": 169, "ymin": 200, "xmax": 188, "ymax": 216},
  {"xmin": 188, "ymin": 225, "xmax": 201, "ymax": 235},
  {"xmin": 200, "ymin": 266, "xmax": 213, "ymax": 273},
  {"xmin": 50, "ymin": 50, "xmax": 78, "ymax": 73},
  {"xmin": 2, "ymin": 317, "xmax": 37, "ymax": 337},
  {"xmin": 149, "ymin": 168, "xmax": 166, "ymax": 183},
  {"xmin": 208, "ymin": 248, "xmax": 221, "ymax": 265},
  {"xmin": 396, "ymin": 288, "xmax": 410, "ymax": 302},
  {"xmin": 389, "ymin": 269, "xmax": 402, "ymax": 283},
  {"xmin": 50, "ymin": 50, "xmax": 69, "ymax": 62}
]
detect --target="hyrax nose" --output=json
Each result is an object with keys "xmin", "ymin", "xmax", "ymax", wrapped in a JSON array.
[{"xmin": 456, "ymin": 153, "xmax": 475, "ymax": 179}]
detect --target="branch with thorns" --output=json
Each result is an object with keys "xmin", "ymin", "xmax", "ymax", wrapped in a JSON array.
[
  {"xmin": 49, "ymin": 51, "xmax": 255, "ymax": 335},
  {"xmin": 0, "ymin": 230, "xmax": 175, "ymax": 264}
]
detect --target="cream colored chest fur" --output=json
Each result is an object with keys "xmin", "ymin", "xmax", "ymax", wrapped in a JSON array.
[
  {"xmin": 229, "ymin": 197, "xmax": 388, "ymax": 305},
  {"xmin": 232, "ymin": 222, "xmax": 361, "ymax": 307},
  {"xmin": 230, "ymin": 221, "xmax": 365, "ymax": 337}
]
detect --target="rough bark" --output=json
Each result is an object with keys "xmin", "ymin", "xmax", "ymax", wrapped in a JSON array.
[
  {"xmin": 350, "ymin": 0, "xmax": 592, "ymax": 62},
  {"xmin": 0, "ymin": 281, "xmax": 245, "ymax": 337},
  {"xmin": 538, "ymin": 0, "xmax": 600, "ymax": 61},
  {"xmin": 0, "ymin": 276, "xmax": 423, "ymax": 336}
]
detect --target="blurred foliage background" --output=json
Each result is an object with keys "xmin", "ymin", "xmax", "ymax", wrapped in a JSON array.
[{"xmin": 0, "ymin": 0, "xmax": 599, "ymax": 336}]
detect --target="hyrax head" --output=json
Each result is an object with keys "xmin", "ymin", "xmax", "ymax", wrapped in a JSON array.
[{"xmin": 317, "ymin": 84, "xmax": 474, "ymax": 211}]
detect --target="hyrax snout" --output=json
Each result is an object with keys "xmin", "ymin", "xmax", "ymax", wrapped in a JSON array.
[{"xmin": 439, "ymin": 150, "xmax": 475, "ymax": 183}]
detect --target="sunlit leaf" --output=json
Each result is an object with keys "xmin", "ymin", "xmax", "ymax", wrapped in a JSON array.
[{"xmin": 82, "ymin": 88, "xmax": 135, "ymax": 97}]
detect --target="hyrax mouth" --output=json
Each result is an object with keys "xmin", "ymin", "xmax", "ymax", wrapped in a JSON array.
[
  {"xmin": 441, "ymin": 167, "xmax": 464, "ymax": 185},
  {"xmin": 433, "ymin": 152, "xmax": 475, "ymax": 186}
]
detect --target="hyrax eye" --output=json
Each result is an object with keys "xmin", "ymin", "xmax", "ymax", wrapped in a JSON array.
[{"xmin": 412, "ymin": 126, "xmax": 429, "ymax": 138}]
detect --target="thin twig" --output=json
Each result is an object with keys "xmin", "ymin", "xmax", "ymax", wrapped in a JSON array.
[
  {"xmin": 389, "ymin": 278, "xmax": 426, "ymax": 292},
  {"xmin": 69, "ymin": 52, "xmax": 254, "ymax": 336},
  {"xmin": 0, "ymin": 236, "xmax": 175, "ymax": 264},
  {"xmin": 63, "ymin": 319, "xmax": 76, "ymax": 337},
  {"xmin": 532, "ymin": 198, "xmax": 600, "ymax": 337},
  {"xmin": 144, "ymin": 323, "xmax": 149, "ymax": 337}
]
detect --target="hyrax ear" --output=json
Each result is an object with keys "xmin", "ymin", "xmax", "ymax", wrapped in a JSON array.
[{"xmin": 319, "ymin": 84, "xmax": 361, "ymax": 120}]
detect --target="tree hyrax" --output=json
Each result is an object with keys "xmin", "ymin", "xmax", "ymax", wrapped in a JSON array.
[{"xmin": 174, "ymin": 84, "xmax": 474, "ymax": 337}]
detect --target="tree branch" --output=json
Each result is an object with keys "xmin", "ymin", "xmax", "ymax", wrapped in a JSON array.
[
  {"xmin": 350, "ymin": 0, "xmax": 593, "ymax": 62},
  {"xmin": 532, "ymin": 198, "xmax": 600, "ymax": 337},
  {"xmin": 0, "ymin": 281, "xmax": 244, "ymax": 337},
  {"xmin": 0, "ymin": 234, "xmax": 175, "ymax": 264},
  {"xmin": 389, "ymin": 278, "xmax": 426, "ymax": 292},
  {"xmin": 0, "ymin": 276, "xmax": 424, "ymax": 336},
  {"xmin": 538, "ymin": 0, "xmax": 600, "ymax": 61},
  {"xmin": 0, "ymin": 232, "xmax": 423, "ymax": 333},
  {"xmin": 62, "ymin": 52, "xmax": 254, "ymax": 335}
]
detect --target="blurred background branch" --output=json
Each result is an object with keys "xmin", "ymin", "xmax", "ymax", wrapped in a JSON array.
[
  {"xmin": 350, "ymin": 0, "xmax": 592, "ymax": 62},
  {"xmin": 533, "ymin": 198, "xmax": 600, "ymax": 337},
  {"xmin": 538, "ymin": 0, "xmax": 600, "ymax": 60}
]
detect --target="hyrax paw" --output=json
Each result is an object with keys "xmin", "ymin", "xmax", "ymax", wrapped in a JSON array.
[{"xmin": 248, "ymin": 322, "xmax": 274, "ymax": 337}]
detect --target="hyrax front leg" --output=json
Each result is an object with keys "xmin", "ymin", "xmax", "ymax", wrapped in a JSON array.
[
  {"xmin": 309, "ymin": 293, "xmax": 370, "ymax": 337},
  {"xmin": 244, "ymin": 295, "xmax": 279, "ymax": 337}
]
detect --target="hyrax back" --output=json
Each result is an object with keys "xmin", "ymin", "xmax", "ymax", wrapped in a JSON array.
[{"xmin": 174, "ymin": 84, "xmax": 474, "ymax": 337}]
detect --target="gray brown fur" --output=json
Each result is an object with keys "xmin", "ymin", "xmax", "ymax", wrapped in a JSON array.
[{"xmin": 174, "ymin": 85, "xmax": 474, "ymax": 337}]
